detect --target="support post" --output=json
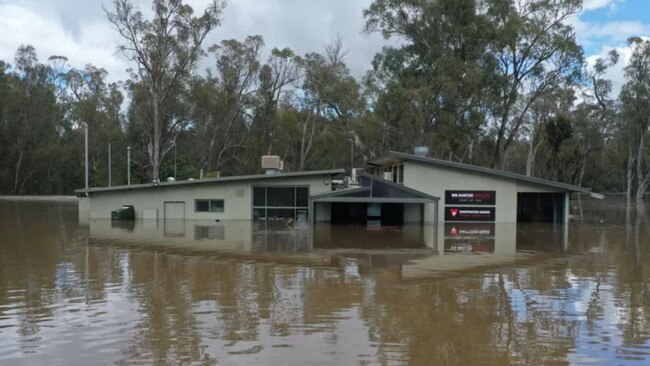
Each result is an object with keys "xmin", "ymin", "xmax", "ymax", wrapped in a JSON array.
[
  {"xmin": 564, "ymin": 193, "xmax": 570, "ymax": 225},
  {"xmin": 108, "ymin": 143, "xmax": 112, "ymax": 187},
  {"xmin": 84, "ymin": 126, "xmax": 89, "ymax": 189},
  {"xmin": 563, "ymin": 193, "xmax": 570, "ymax": 251},
  {"xmin": 127, "ymin": 146, "xmax": 131, "ymax": 186}
]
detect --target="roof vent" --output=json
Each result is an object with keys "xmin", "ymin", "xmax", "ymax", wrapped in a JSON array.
[
  {"xmin": 262, "ymin": 155, "xmax": 283, "ymax": 175},
  {"xmin": 414, "ymin": 146, "xmax": 429, "ymax": 157}
]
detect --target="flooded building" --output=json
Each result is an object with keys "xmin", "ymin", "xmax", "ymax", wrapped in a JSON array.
[
  {"xmin": 366, "ymin": 151, "xmax": 592, "ymax": 224},
  {"xmin": 76, "ymin": 151, "xmax": 591, "ymax": 225},
  {"xmin": 77, "ymin": 169, "xmax": 344, "ymax": 221}
]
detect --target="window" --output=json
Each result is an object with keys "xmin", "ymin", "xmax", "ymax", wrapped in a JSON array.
[
  {"xmin": 195, "ymin": 199, "xmax": 225, "ymax": 213},
  {"xmin": 252, "ymin": 186, "xmax": 309, "ymax": 221}
]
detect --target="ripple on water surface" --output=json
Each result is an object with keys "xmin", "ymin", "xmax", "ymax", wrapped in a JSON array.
[{"xmin": 0, "ymin": 200, "xmax": 650, "ymax": 365}]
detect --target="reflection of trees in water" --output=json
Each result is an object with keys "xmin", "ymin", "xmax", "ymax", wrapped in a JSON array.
[
  {"xmin": 115, "ymin": 253, "xmax": 218, "ymax": 364},
  {"xmin": 4, "ymin": 201, "xmax": 650, "ymax": 364},
  {"xmin": 358, "ymin": 224, "xmax": 650, "ymax": 365}
]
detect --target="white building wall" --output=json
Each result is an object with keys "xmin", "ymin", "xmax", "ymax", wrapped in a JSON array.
[
  {"xmin": 402, "ymin": 161, "xmax": 560, "ymax": 223},
  {"xmin": 404, "ymin": 203, "xmax": 422, "ymax": 223},
  {"xmin": 88, "ymin": 175, "xmax": 333, "ymax": 220}
]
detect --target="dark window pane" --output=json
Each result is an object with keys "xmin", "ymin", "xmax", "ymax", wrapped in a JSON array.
[
  {"xmin": 296, "ymin": 187, "xmax": 309, "ymax": 207},
  {"xmin": 196, "ymin": 200, "xmax": 209, "ymax": 212},
  {"xmin": 267, "ymin": 187, "xmax": 294, "ymax": 207},
  {"xmin": 267, "ymin": 208, "xmax": 295, "ymax": 220},
  {"xmin": 253, "ymin": 187, "xmax": 266, "ymax": 206},
  {"xmin": 210, "ymin": 200, "xmax": 224, "ymax": 213}
]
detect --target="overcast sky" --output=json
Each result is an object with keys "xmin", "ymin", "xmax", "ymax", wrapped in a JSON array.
[{"xmin": 1, "ymin": 0, "xmax": 649, "ymax": 94}]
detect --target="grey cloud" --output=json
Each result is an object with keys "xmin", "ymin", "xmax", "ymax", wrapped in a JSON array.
[{"xmin": 1, "ymin": 0, "xmax": 386, "ymax": 81}]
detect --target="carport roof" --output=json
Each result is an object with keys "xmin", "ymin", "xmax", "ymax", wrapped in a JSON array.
[
  {"xmin": 75, "ymin": 169, "xmax": 345, "ymax": 194},
  {"xmin": 311, "ymin": 173, "xmax": 439, "ymax": 203},
  {"xmin": 368, "ymin": 151, "xmax": 592, "ymax": 194}
]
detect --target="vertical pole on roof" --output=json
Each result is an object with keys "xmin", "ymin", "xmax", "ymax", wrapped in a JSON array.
[
  {"xmin": 174, "ymin": 143, "xmax": 177, "ymax": 179},
  {"xmin": 108, "ymin": 143, "xmax": 112, "ymax": 187},
  {"xmin": 84, "ymin": 126, "xmax": 89, "ymax": 190},
  {"xmin": 127, "ymin": 146, "xmax": 131, "ymax": 186}
]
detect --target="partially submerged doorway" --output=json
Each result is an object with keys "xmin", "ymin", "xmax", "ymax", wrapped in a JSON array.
[
  {"xmin": 311, "ymin": 173, "xmax": 439, "ymax": 226},
  {"xmin": 517, "ymin": 193, "xmax": 566, "ymax": 223}
]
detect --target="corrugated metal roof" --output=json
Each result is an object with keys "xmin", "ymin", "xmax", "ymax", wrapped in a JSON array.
[
  {"xmin": 75, "ymin": 169, "xmax": 345, "ymax": 195},
  {"xmin": 371, "ymin": 152, "xmax": 591, "ymax": 193}
]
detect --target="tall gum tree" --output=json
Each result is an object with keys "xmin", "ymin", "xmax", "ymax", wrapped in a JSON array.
[
  {"xmin": 620, "ymin": 37, "xmax": 650, "ymax": 205},
  {"xmin": 363, "ymin": 0, "xmax": 495, "ymax": 161},
  {"xmin": 106, "ymin": 0, "xmax": 225, "ymax": 181},
  {"xmin": 487, "ymin": 0, "xmax": 583, "ymax": 168}
]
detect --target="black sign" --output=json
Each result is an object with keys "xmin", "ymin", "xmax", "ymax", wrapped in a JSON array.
[
  {"xmin": 444, "ymin": 223, "xmax": 495, "ymax": 237},
  {"xmin": 445, "ymin": 207, "xmax": 496, "ymax": 222},
  {"xmin": 445, "ymin": 190, "xmax": 496, "ymax": 205}
]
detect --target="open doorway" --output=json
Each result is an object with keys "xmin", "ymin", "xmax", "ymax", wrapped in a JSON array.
[{"xmin": 517, "ymin": 193, "xmax": 566, "ymax": 223}]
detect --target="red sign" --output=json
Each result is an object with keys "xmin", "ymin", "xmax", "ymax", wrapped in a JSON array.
[{"xmin": 445, "ymin": 223, "xmax": 495, "ymax": 237}]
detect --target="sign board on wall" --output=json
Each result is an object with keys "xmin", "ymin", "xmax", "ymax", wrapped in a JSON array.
[
  {"xmin": 445, "ymin": 191, "xmax": 496, "ymax": 205},
  {"xmin": 445, "ymin": 207, "xmax": 496, "ymax": 222},
  {"xmin": 444, "ymin": 223, "xmax": 495, "ymax": 237}
]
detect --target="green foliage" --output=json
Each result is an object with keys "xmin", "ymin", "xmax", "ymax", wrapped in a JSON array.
[{"xmin": 0, "ymin": 0, "xmax": 645, "ymax": 195}]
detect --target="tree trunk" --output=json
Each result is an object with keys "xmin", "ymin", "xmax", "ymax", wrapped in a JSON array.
[
  {"xmin": 627, "ymin": 144, "xmax": 636, "ymax": 207},
  {"xmin": 12, "ymin": 149, "xmax": 23, "ymax": 195},
  {"xmin": 635, "ymin": 130, "xmax": 648, "ymax": 205},
  {"xmin": 151, "ymin": 96, "xmax": 161, "ymax": 182}
]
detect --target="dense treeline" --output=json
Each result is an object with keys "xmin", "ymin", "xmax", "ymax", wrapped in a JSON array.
[{"xmin": 0, "ymin": 0, "xmax": 648, "ymax": 202}]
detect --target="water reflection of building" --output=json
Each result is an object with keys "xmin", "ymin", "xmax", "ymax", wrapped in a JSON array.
[{"xmin": 89, "ymin": 218, "xmax": 572, "ymax": 283}]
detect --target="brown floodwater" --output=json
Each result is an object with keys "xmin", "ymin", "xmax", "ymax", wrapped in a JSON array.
[{"xmin": 0, "ymin": 198, "xmax": 649, "ymax": 365}]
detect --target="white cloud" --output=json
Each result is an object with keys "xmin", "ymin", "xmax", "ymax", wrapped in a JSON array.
[
  {"xmin": 0, "ymin": 3, "xmax": 128, "ymax": 81},
  {"xmin": 0, "ymin": 0, "xmax": 647, "ymax": 101},
  {"xmin": 582, "ymin": 0, "xmax": 622, "ymax": 11},
  {"xmin": 574, "ymin": 19, "xmax": 650, "ymax": 45},
  {"xmin": 0, "ymin": 0, "xmax": 385, "ymax": 83},
  {"xmin": 586, "ymin": 41, "xmax": 635, "ymax": 96}
]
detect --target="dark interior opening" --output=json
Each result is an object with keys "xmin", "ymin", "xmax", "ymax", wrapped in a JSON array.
[
  {"xmin": 330, "ymin": 202, "xmax": 405, "ymax": 226},
  {"xmin": 517, "ymin": 193, "xmax": 566, "ymax": 223},
  {"xmin": 331, "ymin": 203, "xmax": 367, "ymax": 225}
]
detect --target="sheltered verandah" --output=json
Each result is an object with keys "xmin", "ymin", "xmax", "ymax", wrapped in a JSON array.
[{"xmin": 309, "ymin": 173, "xmax": 440, "ymax": 226}]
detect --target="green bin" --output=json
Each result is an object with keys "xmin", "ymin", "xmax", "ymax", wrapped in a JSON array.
[{"xmin": 111, "ymin": 205, "xmax": 135, "ymax": 220}]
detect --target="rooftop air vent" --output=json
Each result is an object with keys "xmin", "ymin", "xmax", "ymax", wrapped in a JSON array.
[{"xmin": 262, "ymin": 155, "xmax": 283, "ymax": 175}]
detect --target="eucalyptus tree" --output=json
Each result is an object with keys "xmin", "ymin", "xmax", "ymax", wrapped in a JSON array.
[
  {"xmin": 106, "ymin": 0, "xmax": 225, "ymax": 181},
  {"xmin": 191, "ymin": 35, "xmax": 263, "ymax": 175},
  {"xmin": 486, "ymin": 0, "xmax": 583, "ymax": 168},
  {"xmin": 0, "ymin": 46, "xmax": 63, "ymax": 194},
  {"xmin": 620, "ymin": 37, "xmax": 650, "ymax": 205},
  {"xmin": 520, "ymin": 87, "xmax": 575, "ymax": 177},
  {"xmin": 299, "ymin": 39, "xmax": 365, "ymax": 171},
  {"xmin": 251, "ymin": 47, "xmax": 302, "ymax": 162},
  {"xmin": 63, "ymin": 65, "xmax": 126, "ymax": 187},
  {"xmin": 364, "ymin": 0, "xmax": 495, "ymax": 161}
]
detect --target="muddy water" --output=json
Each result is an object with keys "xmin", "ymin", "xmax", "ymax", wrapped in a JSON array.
[{"xmin": 0, "ymin": 199, "xmax": 649, "ymax": 365}]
